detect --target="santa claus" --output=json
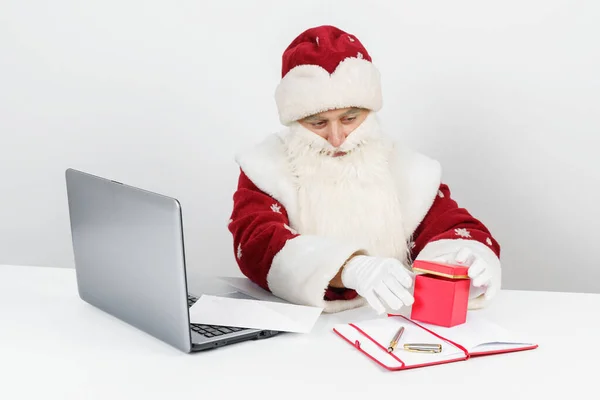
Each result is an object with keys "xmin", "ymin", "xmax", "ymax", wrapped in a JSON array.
[{"xmin": 228, "ymin": 25, "xmax": 501, "ymax": 314}]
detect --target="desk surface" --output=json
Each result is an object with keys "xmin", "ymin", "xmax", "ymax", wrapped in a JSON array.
[{"xmin": 1, "ymin": 264, "xmax": 597, "ymax": 398}]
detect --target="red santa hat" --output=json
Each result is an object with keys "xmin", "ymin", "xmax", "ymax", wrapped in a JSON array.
[{"xmin": 275, "ymin": 25, "xmax": 383, "ymax": 125}]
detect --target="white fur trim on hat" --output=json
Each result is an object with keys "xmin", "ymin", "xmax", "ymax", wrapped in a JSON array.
[{"xmin": 274, "ymin": 57, "xmax": 383, "ymax": 125}]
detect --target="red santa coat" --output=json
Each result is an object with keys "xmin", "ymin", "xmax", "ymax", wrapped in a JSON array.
[{"xmin": 228, "ymin": 131, "xmax": 501, "ymax": 313}]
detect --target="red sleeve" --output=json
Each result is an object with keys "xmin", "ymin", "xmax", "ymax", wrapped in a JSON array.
[
  {"xmin": 409, "ymin": 183, "xmax": 501, "ymax": 261},
  {"xmin": 228, "ymin": 170, "xmax": 358, "ymax": 301},
  {"xmin": 228, "ymin": 170, "xmax": 298, "ymax": 291}
]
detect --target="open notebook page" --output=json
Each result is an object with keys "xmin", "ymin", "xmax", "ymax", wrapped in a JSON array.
[
  {"xmin": 334, "ymin": 317, "xmax": 468, "ymax": 369},
  {"xmin": 411, "ymin": 312, "xmax": 536, "ymax": 354}
]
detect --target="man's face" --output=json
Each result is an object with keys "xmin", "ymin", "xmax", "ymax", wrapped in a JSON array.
[{"xmin": 298, "ymin": 107, "xmax": 369, "ymax": 156}]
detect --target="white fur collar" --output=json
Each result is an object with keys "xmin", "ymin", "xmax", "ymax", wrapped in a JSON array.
[{"xmin": 235, "ymin": 121, "xmax": 442, "ymax": 238}]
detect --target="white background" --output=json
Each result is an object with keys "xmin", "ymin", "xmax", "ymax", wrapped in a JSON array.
[{"xmin": 1, "ymin": 1, "xmax": 599, "ymax": 293}]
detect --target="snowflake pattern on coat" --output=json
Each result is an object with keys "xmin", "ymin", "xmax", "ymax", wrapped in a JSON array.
[
  {"xmin": 454, "ymin": 228, "xmax": 472, "ymax": 238},
  {"xmin": 270, "ymin": 204, "xmax": 282, "ymax": 213}
]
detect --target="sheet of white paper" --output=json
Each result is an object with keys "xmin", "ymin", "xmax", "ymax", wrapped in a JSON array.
[
  {"xmin": 188, "ymin": 295, "xmax": 323, "ymax": 333},
  {"xmin": 218, "ymin": 277, "xmax": 289, "ymax": 303}
]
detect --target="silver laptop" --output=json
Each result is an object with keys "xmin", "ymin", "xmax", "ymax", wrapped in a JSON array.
[{"xmin": 65, "ymin": 168, "xmax": 278, "ymax": 353}]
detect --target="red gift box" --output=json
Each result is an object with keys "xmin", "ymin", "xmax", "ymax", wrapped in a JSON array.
[{"xmin": 409, "ymin": 260, "xmax": 470, "ymax": 327}]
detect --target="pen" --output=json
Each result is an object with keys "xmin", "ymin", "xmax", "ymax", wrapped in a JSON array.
[
  {"xmin": 403, "ymin": 343, "xmax": 443, "ymax": 353},
  {"xmin": 387, "ymin": 326, "xmax": 405, "ymax": 353}
]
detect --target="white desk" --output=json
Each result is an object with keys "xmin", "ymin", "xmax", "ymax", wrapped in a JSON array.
[{"xmin": 1, "ymin": 265, "xmax": 597, "ymax": 399}]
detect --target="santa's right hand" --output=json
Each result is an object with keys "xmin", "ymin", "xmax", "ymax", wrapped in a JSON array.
[{"xmin": 341, "ymin": 255, "xmax": 414, "ymax": 314}]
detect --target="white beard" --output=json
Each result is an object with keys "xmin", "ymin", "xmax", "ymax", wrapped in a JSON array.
[{"xmin": 283, "ymin": 112, "xmax": 409, "ymax": 263}]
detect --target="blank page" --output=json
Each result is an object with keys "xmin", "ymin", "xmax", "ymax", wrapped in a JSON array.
[{"xmin": 414, "ymin": 313, "xmax": 536, "ymax": 354}]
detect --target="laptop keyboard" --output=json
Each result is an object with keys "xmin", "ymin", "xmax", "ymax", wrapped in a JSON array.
[
  {"xmin": 187, "ymin": 294, "xmax": 199, "ymax": 308},
  {"xmin": 190, "ymin": 323, "xmax": 246, "ymax": 337},
  {"xmin": 187, "ymin": 294, "xmax": 248, "ymax": 338}
]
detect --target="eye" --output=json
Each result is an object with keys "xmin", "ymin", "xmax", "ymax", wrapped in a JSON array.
[
  {"xmin": 342, "ymin": 116, "xmax": 357, "ymax": 123},
  {"xmin": 311, "ymin": 121, "xmax": 326, "ymax": 128}
]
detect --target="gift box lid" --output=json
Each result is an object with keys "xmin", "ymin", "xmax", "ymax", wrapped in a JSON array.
[{"xmin": 412, "ymin": 260, "xmax": 469, "ymax": 279}]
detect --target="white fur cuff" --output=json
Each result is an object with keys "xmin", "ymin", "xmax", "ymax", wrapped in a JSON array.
[
  {"xmin": 266, "ymin": 235, "xmax": 366, "ymax": 312},
  {"xmin": 274, "ymin": 57, "xmax": 383, "ymax": 125}
]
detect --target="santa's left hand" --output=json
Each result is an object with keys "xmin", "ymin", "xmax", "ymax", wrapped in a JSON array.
[
  {"xmin": 454, "ymin": 247, "xmax": 500, "ymax": 305},
  {"xmin": 431, "ymin": 247, "xmax": 501, "ymax": 308}
]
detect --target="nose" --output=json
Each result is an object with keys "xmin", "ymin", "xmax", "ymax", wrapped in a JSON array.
[{"xmin": 327, "ymin": 123, "xmax": 345, "ymax": 148}]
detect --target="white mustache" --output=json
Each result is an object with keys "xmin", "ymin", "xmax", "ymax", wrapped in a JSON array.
[{"xmin": 290, "ymin": 116, "xmax": 381, "ymax": 156}]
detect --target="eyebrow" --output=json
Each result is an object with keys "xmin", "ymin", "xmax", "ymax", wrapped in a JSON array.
[
  {"xmin": 340, "ymin": 108, "xmax": 361, "ymax": 117},
  {"xmin": 303, "ymin": 108, "xmax": 362, "ymax": 123},
  {"xmin": 302, "ymin": 115, "xmax": 326, "ymax": 123}
]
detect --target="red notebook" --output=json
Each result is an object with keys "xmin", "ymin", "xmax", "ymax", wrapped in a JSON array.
[{"xmin": 333, "ymin": 313, "xmax": 538, "ymax": 371}]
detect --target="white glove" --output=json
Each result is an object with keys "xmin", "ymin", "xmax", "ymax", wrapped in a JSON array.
[
  {"xmin": 341, "ymin": 255, "xmax": 415, "ymax": 314},
  {"xmin": 431, "ymin": 247, "xmax": 501, "ymax": 308}
]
